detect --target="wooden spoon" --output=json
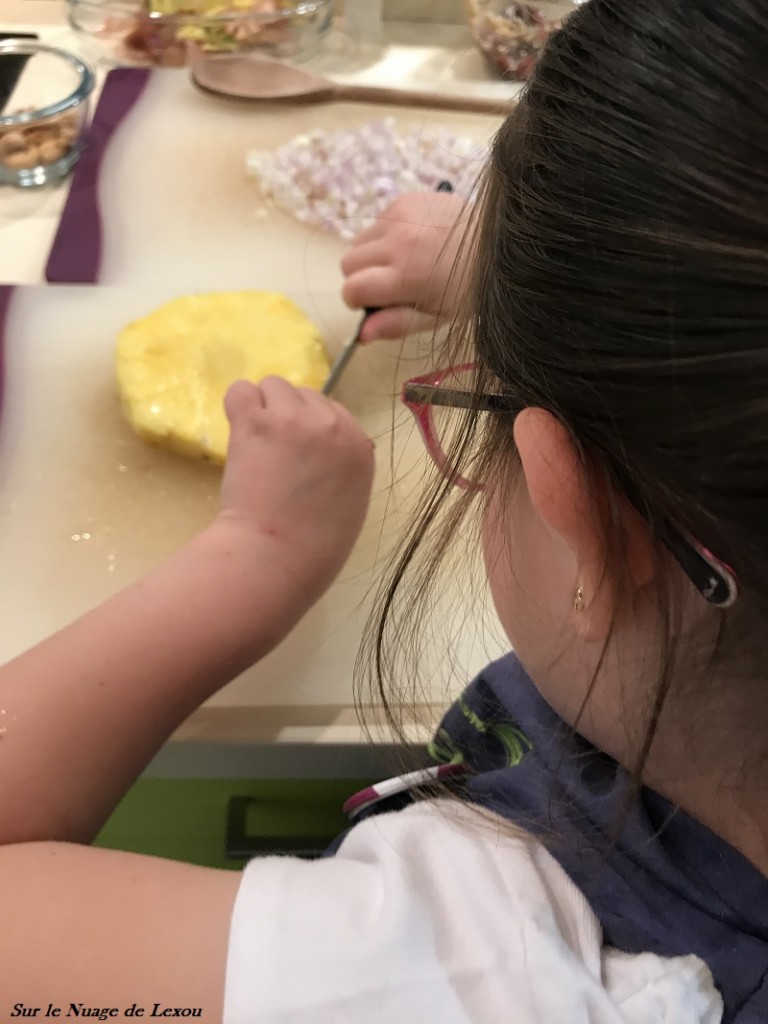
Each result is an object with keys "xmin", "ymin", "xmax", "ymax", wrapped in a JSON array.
[{"xmin": 190, "ymin": 53, "xmax": 514, "ymax": 116}]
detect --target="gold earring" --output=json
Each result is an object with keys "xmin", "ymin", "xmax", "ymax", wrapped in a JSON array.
[{"xmin": 573, "ymin": 587, "xmax": 585, "ymax": 613}]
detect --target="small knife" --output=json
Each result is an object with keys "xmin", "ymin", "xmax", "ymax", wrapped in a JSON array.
[{"xmin": 323, "ymin": 179, "xmax": 455, "ymax": 396}]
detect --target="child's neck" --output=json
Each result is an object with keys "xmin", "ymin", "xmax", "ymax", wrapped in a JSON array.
[{"xmin": 646, "ymin": 765, "xmax": 768, "ymax": 876}]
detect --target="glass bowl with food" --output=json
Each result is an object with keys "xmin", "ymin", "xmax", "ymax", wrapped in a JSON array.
[
  {"xmin": 465, "ymin": 0, "xmax": 580, "ymax": 81},
  {"xmin": 66, "ymin": 0, "xmax": 335, "ymax": 68},
  {"xmin": 0, "ymin": 40, "xmax": 95, "ymax": 187}
]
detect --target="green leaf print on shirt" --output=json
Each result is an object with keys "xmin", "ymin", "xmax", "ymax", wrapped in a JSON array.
[
  {"xmin": 427, "ymin": 692, "xmax": 532, "ymax": 768},
  {"xmin": 490, "ymin": 721, "xmax": 533, "ymax": 766},
  {"xmin": 427, "ymin": 728, "xmax": 466, "ymax": 766}
]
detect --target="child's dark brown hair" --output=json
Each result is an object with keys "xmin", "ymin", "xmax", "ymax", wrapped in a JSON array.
[{"xmin": 359, "ymin": 0, "xmax": 768, "ymax": 789}]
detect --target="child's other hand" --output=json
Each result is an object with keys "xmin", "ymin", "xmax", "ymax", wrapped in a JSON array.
[
  {"xmin": 341, "ymin": 191, "xmax": 471, "ymax": 343},
  {"xmin": 218, "ymin": 377, "xmax": 374, "ymax": 606}
]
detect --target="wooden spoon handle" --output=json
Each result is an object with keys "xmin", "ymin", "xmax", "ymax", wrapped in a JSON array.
[{"xmin": 330, "ymin": 82, "xmax": 514, "ymax": 116}]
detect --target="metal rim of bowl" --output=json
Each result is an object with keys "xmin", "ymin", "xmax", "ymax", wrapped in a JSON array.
[
  {"xmin": 0, "ymin": 41, "xmax": 95, "ymax": 128},
  {"xmin": 66, "ymin": 0, "xmax": 333, "ymax": 28}
]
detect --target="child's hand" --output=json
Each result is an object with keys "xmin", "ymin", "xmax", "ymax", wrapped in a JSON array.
[
  {"xmin": 341, "ymin": 191, "xmax": 472, "ymax": 343},
  {"xmin": 219, "ymin": 377, "xmax": 374, "ymax": 606}
]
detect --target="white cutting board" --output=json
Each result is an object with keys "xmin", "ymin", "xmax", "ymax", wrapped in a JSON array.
[
  {"xmin": 0, "ymin": 285, "xmax": 505, "ymax": 721},
  {"xmin": 96, "ymin": 69, "xmax": 498, "ymax": 287}
]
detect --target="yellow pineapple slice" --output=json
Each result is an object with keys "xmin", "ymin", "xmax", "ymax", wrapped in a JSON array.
[{"xmin": 116, "ymin": 291, "xmax": 330, "ymax": 464}]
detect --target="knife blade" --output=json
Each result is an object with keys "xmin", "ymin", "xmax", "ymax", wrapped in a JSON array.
[{"xmin": 322, "ymin": 307, "xmax": 375, "ymax": 396}]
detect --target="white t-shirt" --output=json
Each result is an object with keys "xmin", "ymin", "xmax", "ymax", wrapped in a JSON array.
[{"xmin": 224, "ymin": 801, "xmax": 723, "ymax": 1023}]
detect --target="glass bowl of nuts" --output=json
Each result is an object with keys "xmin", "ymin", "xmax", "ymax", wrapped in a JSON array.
[
  {"xmin": 0, "ymin": 41, "xmax": 95, "ymax": 188},
  {"xmin": 465, "ymin": 0, "xmax": 580, "ymax": 81},
  {"xmin": 66, "ymin": 0, "xmax": 336, "ymax": 68}
]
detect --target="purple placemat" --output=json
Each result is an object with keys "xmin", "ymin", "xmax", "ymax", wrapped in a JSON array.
[
  {"xmin": 45, "ymin": 68, "xmax": 152, "ymax": 285},
  {"xmin": 0, "ymin": 286, "xmax": 13, "ymax": 423}
]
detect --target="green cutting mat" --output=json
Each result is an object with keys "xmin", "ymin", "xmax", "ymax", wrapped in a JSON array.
[{"xmin": 95, "ymin": 778, "xmax": 370, "ymax": 869}]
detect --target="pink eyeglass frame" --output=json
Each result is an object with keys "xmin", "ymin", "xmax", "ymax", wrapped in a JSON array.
[
  {"xmin": 401, "ymin": 363, "xmax": 516, "ymax": 491},
  {"xmin": 401, "ymin": 363, "xmax": 739, "ymax": 610}
]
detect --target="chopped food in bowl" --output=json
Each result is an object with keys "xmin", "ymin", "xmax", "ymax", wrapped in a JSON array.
[
  {"xmin": 66, "ymin": 0, "xmax": 335, "ymax": 68},
  {"xmin": 465, "ymin": 0, "xmax": 580, "ymax": 81},
  {"xmin": 0, "ymin": 41, "xmax": 94, "ymax": 187}
]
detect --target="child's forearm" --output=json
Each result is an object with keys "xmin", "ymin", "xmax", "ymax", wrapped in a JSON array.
[{"xmin": 0, "ymin": 519, "xmax": 304, "ymax": 847}]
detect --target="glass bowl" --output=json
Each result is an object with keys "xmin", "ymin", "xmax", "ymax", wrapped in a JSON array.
[
  {"xmin": 0, "ymin": 41, "xmax": 95, "ymax": 188},
  {"xmin": 66, "ymin": 0, "xmax": 336, "ymax": 68},
  {"xmin": 465, "ymin": 0, "xmax": 580, "ymax": 81}
]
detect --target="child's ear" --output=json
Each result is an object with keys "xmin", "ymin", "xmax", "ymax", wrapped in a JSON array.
[{"xmin": 513, "ymin": 408, "xmax": 655, "ymax": 642}]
